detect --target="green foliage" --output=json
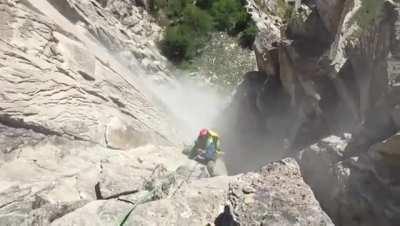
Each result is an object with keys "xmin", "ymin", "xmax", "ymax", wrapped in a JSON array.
[
  {"xmin": 182, "ymin": 5, "xmax": 213, "ymax": 33},
  {"xmin": 239, "ymin": 21, "xmax": 257, "ymax": 48},
  {"xmin": 196, "ymin": 0, "xmax": 213, "ymax": 10},
  {"xmin": 155, "ymin": 0, "xmax": 257, "ymax": 63},
  {"xmin": 161, "ymin": 5, "xmax": 213, "ymax": 62},
  {"xmin": 353, "ymin": 0, "xmax": 384, "ymax": 31},
  {"xmin": 161, "ymin": 24, "xmax": 203, "ymax": 62},
  {"xmin": 166, "ymin": 0, "xmax": 191, "ymax": 18},
  {"xmin": 152, "ymin": 0, "xmax": 190, "ymax": 19},
  {"xmin": 151, "ymin": 0, "xmax": 167, "ymax": 14},
  {"xmin": 211, "ymin": 0, "xmax": 244, "ymax": 33},
  {"xmin": 276, "ymin": 0, "xmax": 293, "ymax": 22},
  {"xmin": 233, "ymin": 10, "xmax": 252, "ymax": 33},
  {"xmin": 161, "ymin": 25, "xmax": 191, "ymax": 61}
]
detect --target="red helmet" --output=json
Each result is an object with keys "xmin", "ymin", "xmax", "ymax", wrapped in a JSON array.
[{"xmin": 199, "ymin": 128, "xmax": 209, "ymax": 137}]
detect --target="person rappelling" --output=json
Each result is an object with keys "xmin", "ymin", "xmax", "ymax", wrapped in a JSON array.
[{"xmin": 187, "ymin": 128, "xmax": 223, "ymax": 177}]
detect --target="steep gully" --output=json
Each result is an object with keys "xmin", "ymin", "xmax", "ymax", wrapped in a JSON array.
[
  {"xmin": 217, "ymin": 0, "xmax": 400, "ymax": 225},
  {"xmin": 1, "ymin": 0, "xmax": 400, "ymax": 225}
]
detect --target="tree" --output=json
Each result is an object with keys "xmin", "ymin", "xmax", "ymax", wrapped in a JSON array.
[
  {"xmin": 182, "ymin": 5, "xmax": 213, "ymax": 34},
  {"xmin": 239, "ymin": 22, "xmax": 257, "ymax": 49},
  {"xmin": 211, "ymin": 0, "xmax": 242, "ymax": 32},
  {"xmin": 161, "ymin": 25, "xmax": 193, "ymax": 62}
]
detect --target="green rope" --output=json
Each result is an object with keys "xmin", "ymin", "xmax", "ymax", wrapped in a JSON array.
[
  {"xmin": 119, "ymin": 191, "xmax": 154, "ymax": 226},
  {"xmin": 119, "ymin": 162, "xmax": 199, "ymax": 225}
]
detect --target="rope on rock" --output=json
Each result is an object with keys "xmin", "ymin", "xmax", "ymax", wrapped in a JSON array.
[
  {"xmin": 119, "ymin": 162, "xmax": 200, "ymax": 225},
  {"xmin": 169, "ymin": 162, "xmax": 199, "ymax": 198},
  {"xmin": 119, "ymin": 191, "xmax": 154, "ymax": 226}
]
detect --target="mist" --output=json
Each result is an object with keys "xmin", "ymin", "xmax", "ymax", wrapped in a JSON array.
[
  {"xmin": 142, "ymin": 72, "xmax": 228, "ymax": 143},
  {"xmin": 117, "ymin": 49, "xmax": 229, "ymax": 144}
]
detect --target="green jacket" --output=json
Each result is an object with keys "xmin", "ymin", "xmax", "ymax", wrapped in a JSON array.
[{"xmin": 192, "ymin": 130, "xmax": 221, "ymax": 154}]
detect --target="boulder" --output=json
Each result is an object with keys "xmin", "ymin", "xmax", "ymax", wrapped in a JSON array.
[
  {"xmin": 0, "ymin": 136, "xmax": 202, "ymax": 225},
  {"xmin": 228, "ymin": 158, "xmax": 334, "ymax": 226},
  {"xmin": 297, "ymin": 135, "xmax": 349, "ymax": 218},
  {"xmin": 298, "ymin": 133, "xmax": 400, "ymax": 226},
  {"xmin": 52, "ymin": 158, "xmax": 333, "ymax": 226}
]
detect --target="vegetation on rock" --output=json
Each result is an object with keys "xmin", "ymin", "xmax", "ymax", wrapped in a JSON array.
[
  {"xmin": 153, "ymin": 0, "xmax": 256, "ymax": 63},
  {"xmin": 276, "ymin": 0, "xmax": 294, "ymax": 23},
  {"xmin": 354, "ymin": 0, "xmax": 384, "ymax": 30},
  {"xmin": 239, "ymin": 22, "xmax": 257, "ymax": 48}
]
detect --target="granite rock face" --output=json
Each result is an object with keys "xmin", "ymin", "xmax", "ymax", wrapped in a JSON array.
[
  {"xmin": 0, "ymin": 0, "xmax": 180, "ymax": 224},
  {"xmin": 51, "ymin": 158, "xmax": 333, "ymax": 226},
  {"xmin": 0, "ymin": 0, "xmax": 335, "ymax": 225},
  {"xmin": 298, "ymin": 133, "xmax": 400, "ymax": 226},
  {"xmin": 228, "ymin": 158, "xmax": 334, "ymax": 226},
  {"xmin": 0, "ymin": 0, "xmax": 177, "ymax": 148}
]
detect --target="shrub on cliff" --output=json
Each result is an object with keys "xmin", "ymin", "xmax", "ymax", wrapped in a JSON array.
[
  {"xmin": 211, "ymin": 0, "xmax": 242, "ymax": 33},
  {"xmin": 239, "ymin": 22, "xmax": 257, "ymax": 49},
  {"xmin": 182, "ymin": 5, "xmax": 213, "ymax": 34},
  {"xmin": 161, "ymin": 6, "xmax": 212, "ymax": 62},
  {"xmin": 155, "ymin": 0, "xmax": 256, "ymax": 63},
  {"xmin": 161, "ymin": 25, "xmax": 192, "ymax": 62}
]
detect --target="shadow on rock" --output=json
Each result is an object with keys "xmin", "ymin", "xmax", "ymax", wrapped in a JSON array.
[{"xmin": 214, "ymin": 205, "xmax": 240, "ymax": 226}]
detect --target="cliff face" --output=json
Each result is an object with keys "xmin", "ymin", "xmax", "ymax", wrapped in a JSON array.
[
  {"xmin": 221, "ymin": 0, "xmax": 400, "ymax": 169},
  {"xmin": 4, "ymin": 0, "xmax": 399, "ymax": 224},
  {"xmin": 0, "ymin": 0, "xmax": 177, "ymax": 149},
  {"xmin": 297, "ymin": 133, "xmax": 400, "ymax": 226},
  {"xmin": 0, "ymin": 0, "xmax": 335, "ymax": 225},
  {"xmin": 220, "ymin": 0, "xmax": 400, "ymax": 225},
  {"xmin": 0, "ymin": 0, "xmax": 179, "ymax": 224}
]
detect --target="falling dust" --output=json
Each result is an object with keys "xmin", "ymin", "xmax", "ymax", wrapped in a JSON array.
[
  {"xmin": 118, "ymin": 51, "xmax": 283, "ymax": 175},
  {"xmin": 144, "ymin": 72, "xmax": 229, "ymax": 143},
  {"xmin": 28, "ymin": 0, "xmax": 276, "ymax": 176},
  {"xmin": 138, "ymin": 69, "xmax": 231, "ymax": 176}
]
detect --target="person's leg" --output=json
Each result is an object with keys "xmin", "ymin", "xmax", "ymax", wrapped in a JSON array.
[{"xmin": 207, "ymin": 160, "xmax": 216, "ymax": 177}]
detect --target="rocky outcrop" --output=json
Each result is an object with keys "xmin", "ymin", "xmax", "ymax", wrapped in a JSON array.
[
  {"xmin": 0, "ymin": 0, "xmax": 177, "ymax": 148},
  {"xmin": 219, "ymin": 1, "xmax": 400, "ymax": 224},
  {"xmin": 297, "ymin": 135, "xmax": 349, "ymax": 220},
  {"xmin": 298, "ymin": 133, "xmax": 400, "ymax": 226},
  {"xmin": 0, "ymin": 137, "xmax": 206, "ymax": 225},
  {"xmin": 222, "ymin": 0, "xmax": 400, "ymax": 172},
  {"xmin": 314, "ymin": 0, "xmax": 345, "ymax": 34},
  {"xmin": 50, "ymin": 158, "xmax": 333, "ymax": 226},
  {"xmin": 0, "ymin": 0, "xmax": 184, "ymax": 224},
  {"xmin": 228, "ymin": 158, "xmax": 334, "ymax": 226},
  {"xmin": 0, "ymin": 0, "xmax": 335, "ymax": 225},
  {"xmin": 187, "ymin": 32, "xmax": 257, "ymax": 88}
]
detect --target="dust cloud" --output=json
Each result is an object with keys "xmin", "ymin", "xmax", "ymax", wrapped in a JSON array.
[{"xmin": 143, "ymin": 72, "xmax": 228, "ymax": 143}]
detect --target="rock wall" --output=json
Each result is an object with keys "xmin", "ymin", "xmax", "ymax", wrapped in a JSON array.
[
  {"xmin": 0, "ymin": 0, "xmax": 335, "ymax": 225},
  {"xmin": 50, "ymin": 158, "xmax": 333, "ymax": 226},
  {"xmin": 298, "ymin": 133, "xmax": 400, "ymax": 226},
  {"xmin": 221, "ymin": 0, "xmax": 400, "ymax": 172},
  {"xmin": 0, "ymin": 0, "xmax": 180, "ymax": 224},
  {"xmin": 219, "ymin": 0, "xmax": 400, "ymax": 225},
  {"xmin": 0, "ymin": 0, "xmax": 176, "ymax": 148}
]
